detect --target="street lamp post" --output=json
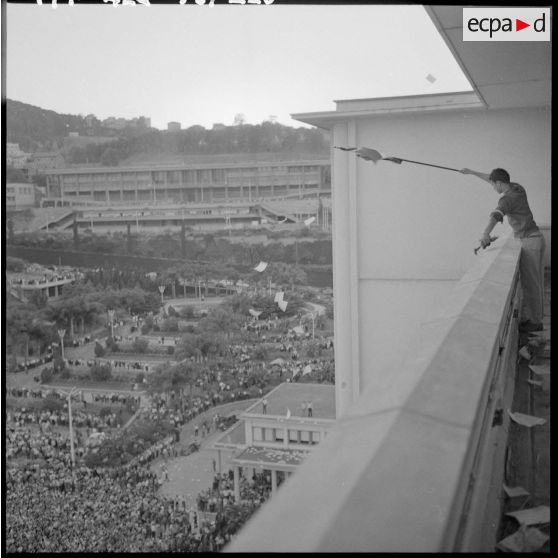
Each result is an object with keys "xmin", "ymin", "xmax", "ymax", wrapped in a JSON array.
[
  {"xmin": 57, "ymin": 329, "xmax": 66, "ymax": 361},
  {"xmin": 310, "ymin": 313, "xmax": 316, "ymax": 340},
  {"xmin": 20, "ymin": 326, "xmax": 30, "ymax": 374},
  {"xmin": 107, "ymin": 309, "xmax": 115, "ymax": 339},
  {"xmin": 60, "ymin": 386, "xmax": 78, "ymax": 483}
]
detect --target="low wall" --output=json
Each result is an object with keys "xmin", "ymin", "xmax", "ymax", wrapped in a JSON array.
[
  {"xmin": 226, "ymin": 234, "xmax": 523, "ymax": 552},
  {"xmin": 539, "ymin": 224, "xmax": 551, "ymax": 269}
]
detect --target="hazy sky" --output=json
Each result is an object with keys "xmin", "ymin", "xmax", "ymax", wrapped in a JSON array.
[{"xmin": 5, "ymin": 2, "xmax": 472, "ymax": 130}]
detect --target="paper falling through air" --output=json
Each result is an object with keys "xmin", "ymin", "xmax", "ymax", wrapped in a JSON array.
[
  {"xmin": 503, "ymin": 484, "xmax": 530, "ymax": 499},
  {"xmin": 426, "ymin": 73, "xmax": 437, "ymax": 83},
  {"xmin": 254, "ymin": 261, "xmax": 268, "ymax": 273},
  {"xmin": 277, "ymin": 299, "xmax": 288, "ymax": 312},
  {"xmin": 529, "ymin": 364, "xmax": 550, "ymax": 376},
  {"xmin": 496, "ymin": 526, "xmax": 549, "ymax": 552},
  {"xmin": 506, "ymin": 505, "xmax": 550, "ymax": 526},
  {"xmin": 304, "ymin": 216, "xmax": 316, "ymax": 226},
  {"xmin": 508, "ymin": 411, "xmax": 546, "ymax": 427},
  {"xmin": 286, "ymin": 408, "xmax": 291, "ymax": 419},
  {"xmin": 302, "ymin": 365, "xmax": 313, "ymax": 376},
  {"xmin": 527, "ymin": 379, "xmax": 543, "ymax": 387},
  {"xmin": 249, "ymin": 309, "xmax": 262, "ymax": 318}
]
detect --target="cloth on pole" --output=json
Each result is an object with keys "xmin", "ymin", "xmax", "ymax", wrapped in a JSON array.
[
  {"xmin": 254, "ymin": 261, "xmax": 268, "ymax": 273},
  {"xmin": 274, "ymin": 291, "xmax": 284, "ymax": 303},
  {"xmin": 355, "ymin": 147, "xmax": 384, "ymax": 163},
  {"xmin": 278, "ymin": 300, "xmax": 288, "ymax": 312}
]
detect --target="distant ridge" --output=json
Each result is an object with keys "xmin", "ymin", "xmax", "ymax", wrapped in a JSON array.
[{"xmin": 6, "ymin": 99, "xmax": 330, "ymax": 167}]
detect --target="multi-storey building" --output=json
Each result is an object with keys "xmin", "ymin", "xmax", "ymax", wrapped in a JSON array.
[
  {"xmin": 43, "ymin": 158, "xmax": 330, "ymax": 205},
  {"xmin": 25, "ymin": 152, "xmax": 65, "ymax": 176},
  {"xmin": 6, "ymin": 143, "xmax": 29, "ymax": 169},
  {"xmin": 6, "ymin": 183, "xmax": 36, "ymax": 210},
  {"xmin": 210, "ymin": 382, "xmax": 336, "ymax": 502}
]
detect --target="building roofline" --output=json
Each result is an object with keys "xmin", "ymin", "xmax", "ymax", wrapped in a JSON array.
[
  {"xmin": 292, "ymin": 91, "xmax": 484, "ymax": 130},
  {"xmin": 43, "ymin": 159, "xmax": 330, "ymax": 176},
  {"xmin": 331, "ymin": 91, "xmax": 475, "ymax": 105}
]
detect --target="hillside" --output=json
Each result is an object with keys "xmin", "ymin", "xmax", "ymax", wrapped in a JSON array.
[
  {"xmin": 6, "ymin": 99, "xmax": 330, "ymax": 167},
  {"xmin": 6, "ymin": 99, "xmax": 96, "ymax": 152}
]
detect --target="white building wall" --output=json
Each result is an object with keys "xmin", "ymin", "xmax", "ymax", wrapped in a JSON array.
[
  {"xmin": 6, "ymin": 183, "xmax": 36, "ymax": 209},
  {"xmin": 331, "ymin": 105, "xmax": 551, "ymax": 416}
]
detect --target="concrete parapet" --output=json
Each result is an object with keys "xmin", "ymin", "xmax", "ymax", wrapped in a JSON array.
[{"xmin": 226, "ymin": 234, "xmax": 522, "ymax": 552}]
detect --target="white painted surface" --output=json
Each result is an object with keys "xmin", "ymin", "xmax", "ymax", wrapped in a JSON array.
[
  {"xmin": 359, "ymin": 280, "xmax": 457, "ymax": 392},
  {"xmin": 329, "ymin": 104, "xmax": 550, "ymax": 416}
]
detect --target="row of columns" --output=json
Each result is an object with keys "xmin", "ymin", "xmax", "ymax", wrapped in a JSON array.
[
  {"xmin": 231, "ymin": 464, "xmax": 293, "ymax": 503},
  {"xmin": 214, "ymin": 449, "xmax": 292, "ymax": 504},
  {"xmin": 59, "ymin": 181, "xmax": 321, "ymax": 205}
]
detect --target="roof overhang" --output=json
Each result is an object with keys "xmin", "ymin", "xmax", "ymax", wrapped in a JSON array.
[
  {"xmin": 292, "ymin": 5, "xmax": 551, "ymax": 130},
  {"xmin": 425, "ymin": 6, "xmax": 551, "ymax": 110}
]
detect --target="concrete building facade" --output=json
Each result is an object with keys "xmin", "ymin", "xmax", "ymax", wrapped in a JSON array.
[
  {"xmin": 6, "ymin": 183, "xmax": 37, "ymax": 210},
  {"xmin": 44, "ymin": 159, "xmax": 330, "ymax": 206},
  {"xmin": 211, "ymin": 383, "xmax": 336, "ymax": 502},
  {"xmin": 294, "ymin": 93, "xmax": 551, "ymax": 416}
]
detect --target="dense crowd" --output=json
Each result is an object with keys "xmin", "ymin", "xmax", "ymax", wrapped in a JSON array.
[
  {"xmin": 7, "ymin": 385, "xmax": 141, "ymax": 409},
  {"xmin": 6, "ymin": 406, "xmax": 123, "ymax": 432},
  {"xmin": 197, "ymin": 471, "xmax": 273, "ymax": 512},
  {"xmin": 6, "ymin": 290, "xmax": 335, "ymax": 552},
  {"xmin": 5, "ymin": 418, "xmax": 265, "ymax": 552}
]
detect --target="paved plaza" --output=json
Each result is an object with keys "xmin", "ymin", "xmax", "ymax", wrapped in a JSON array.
[{"xmin": 151, "ymin": 399, "xmax": 255, "ymax": 509}]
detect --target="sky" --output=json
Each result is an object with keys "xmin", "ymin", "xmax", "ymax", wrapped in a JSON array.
[{"xmin": 4, "ymin": 1, "xmax": 472, "ymax": 130}]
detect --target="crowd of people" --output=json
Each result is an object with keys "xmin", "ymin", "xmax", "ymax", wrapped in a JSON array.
[
  {"xmin": 197, "ymin": 470, "xmax": 274, "ymax": 513},
  {"xmin": 6, "ymin": 406, "xmax": 123, "ymax": 432},
  {"xmin": 95, "ymin": 358, "xmax": 154, "ymax": 373},
  {"xmin": 5, "ymin": 416, "xmax": 268, "ymax": 552},
  {"xmin": 6, "ymin": 385, "xmax": 141, "ymax": 409},
  {"xmin": 6, "ymin": 285, "xmax": 336, "ymax": 552}
]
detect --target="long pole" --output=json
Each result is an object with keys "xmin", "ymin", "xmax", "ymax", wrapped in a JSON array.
[
  {"xmin": 312, "ymin": 314, "xmax": 315, "ymax": 340},
  {"xmin": 68, "ymin": 388, "xmax": 76, "ymax": 471},
  {"xmin": 58, "ymin": 329, "xmax": 66, "ymax": 361},
  {"xmin": 108, "ymin": 309, "xmax": 115, "ymax": 339}
]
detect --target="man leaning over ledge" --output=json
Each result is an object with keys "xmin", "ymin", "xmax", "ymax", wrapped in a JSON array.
[{"xmin": 461, "ymin": 167, "xmax": 546, "ymax": 333}]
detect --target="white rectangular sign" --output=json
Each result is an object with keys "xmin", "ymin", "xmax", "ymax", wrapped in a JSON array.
[{"xmin": 463, "ymin": 8, "xmax": 551, "ymax": 42}]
